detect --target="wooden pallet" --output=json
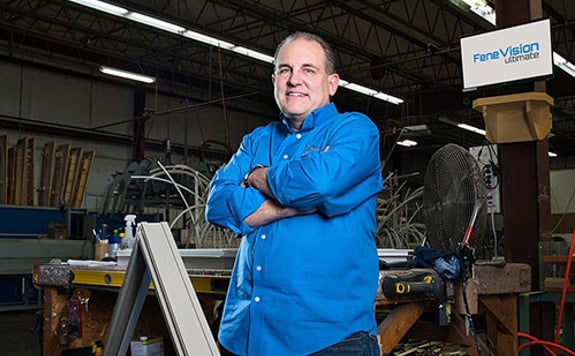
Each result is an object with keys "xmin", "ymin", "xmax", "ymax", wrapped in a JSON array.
[
  {"xmin": 0, "ymin": 135, "xmax": 6, "ymax": 205},
  {"xmin": 51, "ymin": 144, "xmax": 71, "ymax": 207},
  {"xmin": 3, "ymin": 138, "xmax": 95, "ymax": 208},
  {"xmin": 7, "ymin": 146, "xmax": 15, "ymax": 204},
  {"xmin": 13, "ymin": 139, "xmax": 26, "ymax": 205},
  {"xmin": 4, "ymin": 137, "xmax": 36, "ymax": 206},
  {"xmin": 24, "ymin": 137, "xmax": 35, "ymax": 206},
  {"xmin": 38, "ymin": 142, "xmax": 56, "ymax": 207},
  {"xmin": 71, "ymin": 151, "xmax": 95, "ymax": 208},
  {"xmin": 63, "ymin": 147, "xmax": 83, "ymax": 206}
]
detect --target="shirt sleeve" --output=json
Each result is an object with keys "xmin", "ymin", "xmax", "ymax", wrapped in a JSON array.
[
  {"xmin": 205, "ymin": 131, "xmax": 267, "ymax": 235},
  {"xmin": 267, "ymin": 113, "xmax": 383, "ymax": 217}
]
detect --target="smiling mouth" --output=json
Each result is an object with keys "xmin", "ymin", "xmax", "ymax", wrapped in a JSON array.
[{"xmin": 287, "ymin": 93, "xmax": 307, "ymax": 97}]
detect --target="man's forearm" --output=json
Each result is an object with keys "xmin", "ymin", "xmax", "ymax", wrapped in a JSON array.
[
  {"xmin": 244, "ymin": 199, "xmax": 302, "ymax": 227},
  {"xmin": 246, "ymin": 167, "xmax": 273, "ymax": 198},
  {"xmin": 243, "ymin": 166, "xmax": 317, "ymax": 227}
]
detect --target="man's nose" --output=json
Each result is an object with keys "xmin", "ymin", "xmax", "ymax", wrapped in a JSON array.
[{"xmin": 287, "ymin": 70, "xmax": 303, "ymax": 86}]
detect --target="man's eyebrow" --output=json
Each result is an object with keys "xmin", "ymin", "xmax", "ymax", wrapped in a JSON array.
[
  {"xmin": 276, "ymin": 63, "xmax": 320, "ymax": 70},
  {"xmin": 302, "ymin": 63, "xmax": 319, "ymax": 69}
]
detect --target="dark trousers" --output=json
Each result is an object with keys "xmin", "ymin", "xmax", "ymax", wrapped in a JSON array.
[{"xmin": 310, "ymin": 331, "xmax": 380, "ymax": 356}]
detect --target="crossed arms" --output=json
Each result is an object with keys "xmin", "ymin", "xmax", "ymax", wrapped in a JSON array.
[{"xmin": 205, "ymin": 115, "xmax": 382, "ymax": 235}]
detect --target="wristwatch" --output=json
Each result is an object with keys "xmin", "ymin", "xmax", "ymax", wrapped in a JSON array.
[{"xmin": 243, "ymin": 164, "xmax": 266, "ymax": 187}]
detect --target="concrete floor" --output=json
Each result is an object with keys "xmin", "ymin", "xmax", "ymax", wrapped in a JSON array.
[{"xmin": 0, "ymin": 309, "xmax": 43, "ymax": 355}]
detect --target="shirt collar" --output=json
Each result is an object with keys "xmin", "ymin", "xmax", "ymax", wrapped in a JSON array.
[{"xmin": 280, "ymin": 103, "xmax": 339, "ymax": 134}]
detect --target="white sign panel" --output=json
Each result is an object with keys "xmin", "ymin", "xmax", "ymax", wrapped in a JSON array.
[{"xmin": 460, "ymin": 19, "xmax": 552, "ymax": 90}]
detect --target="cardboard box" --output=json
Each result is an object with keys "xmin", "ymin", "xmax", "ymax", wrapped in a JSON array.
[
  {"xmin": 94, "ymin": 242, "xmax": 109, "ymax": 261},
  {"xmin": 130, "ymin": 336, "xmax": 164, "ymax": 356},
  {"xmin": 473, "ymin": 92, "xmax": 553, "ymax": 144}
]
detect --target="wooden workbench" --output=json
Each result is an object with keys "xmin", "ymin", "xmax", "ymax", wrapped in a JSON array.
[
  {"xmin": 34, "ymin": 263, "xmax": 230, "ymax": 355},
  {"xmin": 377, "ymin": 263, "xmax": 531, "ymax": 355},
  {"xmin": 34, "ymin": 262, "xmax": 531, "ymax": 355}
]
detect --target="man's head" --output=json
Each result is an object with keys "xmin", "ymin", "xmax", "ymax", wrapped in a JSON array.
[{"xmin": 272, "ymin": 32, "xmax": 339, "ymax": 129}]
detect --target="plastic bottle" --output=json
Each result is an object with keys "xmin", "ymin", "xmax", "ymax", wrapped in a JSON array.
[
  {"xmin": 108, "ymin": 229, "xmax": 120, "ymax": 258},
  {"xmin": 122, "ymin": 214, "xmax": 137, "ymax": 250}
]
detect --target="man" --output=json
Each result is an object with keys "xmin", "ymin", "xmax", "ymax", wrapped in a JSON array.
[{"xmin": 206, "ymin": 32, "xmax": 383, "ymax": 355}]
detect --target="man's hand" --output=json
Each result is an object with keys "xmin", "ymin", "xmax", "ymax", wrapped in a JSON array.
[
  {"xmin": 245, "ymin": 199, "xmax": 317, "ymax": 227},
  {"xmin": 245, "ymin": 166, "xmax": 273, "ymax": 197}
]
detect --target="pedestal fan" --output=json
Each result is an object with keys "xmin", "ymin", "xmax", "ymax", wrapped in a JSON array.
[{"xmin": 422, "ymin": 143, "xmax": 488, "ymax": 252}]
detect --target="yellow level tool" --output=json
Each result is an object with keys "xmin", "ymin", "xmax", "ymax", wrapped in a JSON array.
[{"xmin": 70, "ymin": 269, "xmax": 229, "ymax": 295}]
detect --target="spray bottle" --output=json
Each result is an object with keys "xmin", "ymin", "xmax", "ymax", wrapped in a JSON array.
[{"xmin": 121, "ymin": 214, "xmax": 137, "ymax": 250}]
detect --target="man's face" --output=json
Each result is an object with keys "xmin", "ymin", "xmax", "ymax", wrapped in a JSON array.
[{"xmin": 272, "ymin": 38, "xmax": 339, "ymax": 126}]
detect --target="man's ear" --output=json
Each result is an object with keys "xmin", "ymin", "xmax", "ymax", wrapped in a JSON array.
[
  {"xmin": 271, "ymin": 73, "xmax": 276, "ymax": 85},
  {"xmin": 328, "ymin": 73, "xmax": 339, "ymax": 96}
]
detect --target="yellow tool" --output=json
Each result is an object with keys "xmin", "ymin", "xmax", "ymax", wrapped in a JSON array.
[{"xmin": 382, "ymin": 271, "xmax": 448, "ymax": 325}]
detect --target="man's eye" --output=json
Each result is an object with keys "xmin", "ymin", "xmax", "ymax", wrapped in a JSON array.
[
  {"xmin": 304, "ymin": 68, "xmax": 315, "ymax": 74},
  {"xmin": 278, "ymin": 68, "xmax": 290, "ymax": 75}
]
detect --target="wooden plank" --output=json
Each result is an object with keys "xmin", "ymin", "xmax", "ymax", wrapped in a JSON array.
[
  {"xmin": 72, "ymin": 151, "xmax": 95, "ymax": 208},
  {"xmin": 51, "ymin": 144, "xmax": 70, "ymax": 207},
  {"xmin": 38, "ymin": 142, "xmax": 56, "ymax": 207},
  {"xmin": 25, "ymin": 137, "xmax": 35, "ymax": 205},
  {"xmin": 480, "ymin": 295, "xmax": 517, "ymax": 335},
  {"xmin": 447, "ymin": 313, "xmax": 490, "ymax": 356},
  {"xmin": 455, "ymin": 263, "xmax": 531, "ymax": 314},
  {"xmin": 378, "ymin": 302, "xmax": 425, "ymax": 355},
  {"xmin": 14, "ymin": 138, "xmax": 25, "ymax": 205},
  {"xmin": 0, "ymin": 135, "xmax": 7, "ymax": 204},
  {"xmin": 63, "ymin": 147, "xmax": 82, "ymax": 207},
  {"xmin": 480, "ymin": 295, "xmax": 518, "ymax": 355},
  {"xmin": 7, "ymin": 147, "xmax": 15, "ymax": 204},
  {"xmin": 43, "ymin": 287, "xmax": 67, "ymax": 356},
  {"xmin": 543, "ymin": 255, "xmax": 572, "ymax": 263}
]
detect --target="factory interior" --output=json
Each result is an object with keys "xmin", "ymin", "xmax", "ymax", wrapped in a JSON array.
[{"xmin": 1, "ymin": 0, "xmax": 575, "ymax": 355}]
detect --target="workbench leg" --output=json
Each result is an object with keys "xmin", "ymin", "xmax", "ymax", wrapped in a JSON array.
[
  {"xmin": 447, "ymin": 313, "xmax": 490, "ymax": 356},
  {"xmin": 43, "ymin": 287, "xmax": 68, "ymax": 356},
  {"xmin": 480, "ymin": 294, "xmax": 518, "ymax": 355},
  {"xmin": 377, "ymin": 302, "xmax": 424, "ymax": 355}
]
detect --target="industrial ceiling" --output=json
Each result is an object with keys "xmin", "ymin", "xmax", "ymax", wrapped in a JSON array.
[{"xmin": 1, "ymin": 0, "xmax": 575, "ymax": 159}]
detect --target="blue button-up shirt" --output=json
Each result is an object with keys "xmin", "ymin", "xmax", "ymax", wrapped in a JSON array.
[{"xmin": 206, "ymin": 103, "xmax": 383, "ymax": 355}]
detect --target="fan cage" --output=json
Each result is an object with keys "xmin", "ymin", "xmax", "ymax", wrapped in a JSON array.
[{"xmin": 422, "ymin": 144, "xmax": 487, "ymax": 252}]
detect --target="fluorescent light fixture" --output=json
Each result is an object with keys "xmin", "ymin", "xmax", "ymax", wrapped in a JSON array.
[
  {"xmin": 553, "ymin": 52, "xmax": 575, "ymax": 77},
  {"xmin": 457, "ymin": 123, "xmax": 486, "ymax": 135},
  {"xmin": 230, "ymin": 46, "xmax": 274, "ymax": 64},
  {"xmin": 183, "ymin": 30, "xmax": 235, "ymax": 50},
  {"xmin": 339, "ymin": 82, "xmax": 404, "ymax": 104},
  {"xmin": 397, "ymin": 139, "xmax": 418, "ymax": 147},
  {"xmin": 461, "ymin": 0, "xmax": 495, "ymax": 25},
  {"xmin": 548, "ymin": 151, "xmax": 558, "ymax": 157},
  {"xmin": 403, "ymin": 124, "xmax": 429, "ymax": 133},
  {"xmin": 459, "ymin": 0, "xmax": 575, "ymax": 78},
  {"xmin": 126, "ymin": 12, "xmax": 185, "ymax": 34},
  {"xmin": 99, "ymin": 65, "xmax": 156, "ymax": 83},
  {"xmin": 68, "ymin": 0, "xmax": 128, "ymax": 15},
  {"xmin": 439, "ymin": 117, "xmax": 486, "ymax": 135},
  {"xmin": 69, "ymin": 0, "xmax": 403, "ymax": 104}
]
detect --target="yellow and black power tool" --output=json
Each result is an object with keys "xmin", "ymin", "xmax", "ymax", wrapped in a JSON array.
[{"xmin": 382, "ymin": 270, "xmax": 448, "ymax": 325}]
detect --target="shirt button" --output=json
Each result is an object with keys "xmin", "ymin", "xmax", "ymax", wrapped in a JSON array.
[
  {"xmin": 283, "ymin": 154, "xmax": 289, "ymax": 159},
  {"xmin": 261, "ymin": 234, "xmax": 266, "ymax": 240},
  {"xmin": 296, "ymin": 133, "xmax": 302, "ymax": 139},
  {"xmin": 254, "ymin": 296, "xmax": 261, "ymax": 302},
  {"xmin": 256, "ymin": 265, "xmax": 262, "ymax": 272}
]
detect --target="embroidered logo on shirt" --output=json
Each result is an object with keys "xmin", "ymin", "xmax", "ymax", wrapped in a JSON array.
[{"xmin": 302, "ymin": 144, "xmax": 322, "ymax": 157}]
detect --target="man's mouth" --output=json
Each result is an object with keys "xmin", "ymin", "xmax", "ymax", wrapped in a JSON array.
[{"xmin": 287, "ymin": 92, "xmax": 307, "ymax": 97}]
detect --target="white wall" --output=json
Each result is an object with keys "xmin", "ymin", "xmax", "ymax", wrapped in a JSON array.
[
  {"xmin": 550, "ymin": 169, "xmax": 575, "ymax": 215},
  {"xmin": 0, "ymin": 59, "xmax": 272, "ymax": 210}
]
